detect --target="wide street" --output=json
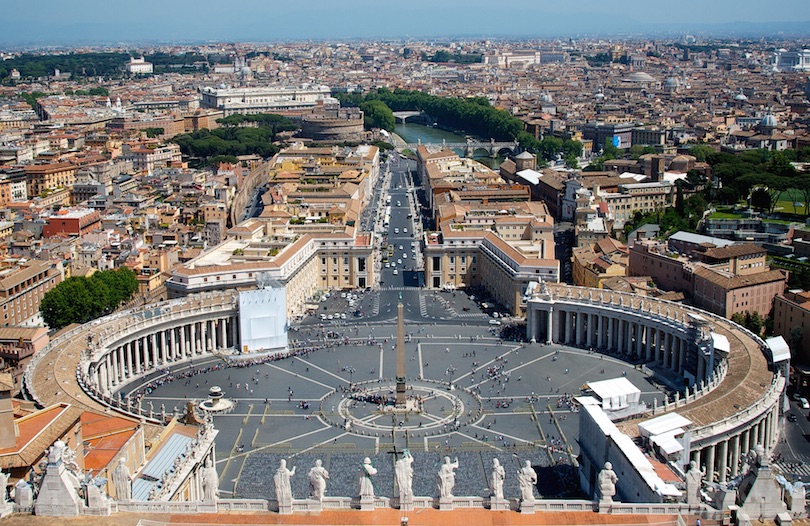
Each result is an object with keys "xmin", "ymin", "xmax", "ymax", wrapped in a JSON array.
[{"xmin": 130, "ymin": 153, "xmax": 676, "ymax": 502}]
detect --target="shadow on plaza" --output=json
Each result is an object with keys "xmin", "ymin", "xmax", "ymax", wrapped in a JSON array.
[{"xmin": 236, "ymin": 450, "xmax": 584, "ymax": 501}]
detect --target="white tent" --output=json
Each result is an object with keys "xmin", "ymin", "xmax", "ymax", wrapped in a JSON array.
[
  {"xmin": 765, "ymin": 335, "xmax": 791, "ymax": 364},
  {"xmin": 585, "ymin": 377, "xmax": 641, "ymax": 410}
]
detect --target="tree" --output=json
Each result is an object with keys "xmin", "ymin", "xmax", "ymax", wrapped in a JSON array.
[
  {"xmin": 687, "ymin": 144, "xmax": 715, "ymax": 162},
  {"xmin": 40, "ymin": 268, "xmax": 138, "ymax": 330},
  {"xmin": 144, "ymin": 127, "xmax": 164, "ymax": 138},
  {"xmin": 602, "ymin": 138, "xmax": 622, "ymax": 159},
  {"xmin": 538, "ymin": 136, "xmax": 563, "ymax": 161},
  {"xmin": 675, "ymin": 182, "xmax": 685, "ymax": 216},
  {"xmin": 629, "ymin": 145, "xmax": 657, "ymax": 159},
  {"xmin": 359, "ymin": 100, "xmax": 395, "ymax": 131}
]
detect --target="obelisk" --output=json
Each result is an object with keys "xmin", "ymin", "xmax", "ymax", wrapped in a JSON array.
[{"xmin": 395, "ymin": 293, "xmax": 406, "ymax": 407}]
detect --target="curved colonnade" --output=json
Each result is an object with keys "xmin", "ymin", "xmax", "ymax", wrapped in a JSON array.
[
  {"xmin": 526, "ymin": 283, "xmax": 783, "ymax": 486},
  {"xmin": 25, "ymin": 285, "xmax": 783, "ymax": 491},
  {"xmin": 24, "ymin": 291, "xmax": 240, "ymax": 426}
]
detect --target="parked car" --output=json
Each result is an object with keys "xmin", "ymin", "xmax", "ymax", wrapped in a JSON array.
[{"xmin": 801, "ymin": 397, "xmax": 810, "ymax": 409}]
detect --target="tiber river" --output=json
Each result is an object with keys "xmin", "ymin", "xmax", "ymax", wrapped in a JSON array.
[{"xmin": 392, "ymin": 122, "xmax": 505, "ymax": 169}]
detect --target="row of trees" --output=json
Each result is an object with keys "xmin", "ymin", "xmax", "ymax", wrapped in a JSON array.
[
  {"xmin": 622, "ymin": 193, "xmax": 708, "ymax": 238},
  {"xmin": 335, "ymin": 88, "xmax": 540, "ymax": 150},
  {"xmin": 422, "ymin": 51, "xmax": 482, "ymax": 63},
  {"xmin": 706, "ymin": 149, "xmax": 810, "ymax": 213},
  {"xmin": 40, "ymin": 268, "xmax": 139, "ymax": 330},
  {"xmin": 536, "ymin": 136, "xmax": 584, "ymax": 168},
  {"xmin": 172, "ymin": 114, "xmax": 297, "ymax": 162},
  {"xmin": 0, "ymin": 52, "xmax": 131, "ymax": 81},
  {"xmin": 64, "ymin": 87, "xmax": 109, "ymax": 97}
]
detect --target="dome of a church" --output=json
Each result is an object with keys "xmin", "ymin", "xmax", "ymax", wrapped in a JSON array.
[
  {"xmin": 624, "ymin": 71, "xmax": 655, "ymax": 83},
  {"xmin": 760, "ymin": 114, "xmax": 778, "ymax": 128}
]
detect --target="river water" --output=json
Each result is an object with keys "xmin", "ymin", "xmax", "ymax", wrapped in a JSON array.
[{"xmin": 393, "ymin": 123, "xmax": 504, "ymax": 169}]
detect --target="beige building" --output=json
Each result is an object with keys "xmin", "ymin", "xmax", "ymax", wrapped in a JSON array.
[
  {"xmin": 0, "ymin": 259, "xmax": 64, "ymax": 327},
  {"xmin": 572, "ymin": 238, "xmax": 628, "ymax": 289},
  {"xmin": 423, "ymin": 201, "xmax": 558, "ymax": 316},
  {"xmin": 599, "ymin": 181, "xmax": 674, "ymax": 228},
  {"xmin": 773, "ymin": 289, "xmax": 810, "ymax": 365},
  {"xmin": 629, "ymin": 239, "xmax": 786, "ymax": 320}
]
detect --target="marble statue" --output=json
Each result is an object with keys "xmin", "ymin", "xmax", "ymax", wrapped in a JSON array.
[
  {"xmin": 273, "ymin": 459, "xmax": 296, "ymax": 503},
  {"xmin": 201, "ymin": 457, "xmax": 218, "ymax": 502},
  {"xmin": 308, "ymin": 459, "xmax": 329, "ymax": 501},
  {"xmin": 359, "ymin": 457, "xmax": 377, "ymax": 498},
  {"xmin": 490, "ymin": 458, "xmax": 505, "ymax": 499},
  {"xmin": 685, "ymin": 460, "xmax": 703, "ymax": 505},
  {"xmin": 438, "ymin": 456, "xmax": 459, "ymax": 499},
  {"xmin": 598, "ymin": 462, "xmax": 618, "ymax": 502},
  {"xmin": 518, "ymin": 460, "xmax": 537, "ymax": 502},
  {"xmin": 395, "ymin": 450, "xmax": 414, "ymax": 498},
  {"xmin": 111, "ymin": 458, "xmax": 131, "ymax": 501}
]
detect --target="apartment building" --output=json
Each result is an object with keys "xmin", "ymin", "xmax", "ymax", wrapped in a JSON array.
[
  {"xmin": 773, "ymin": 289, "xmax": 810, "ymax": 365},
  {"xmin": 41, "ymin": 208, "xmax": 101, "ymax": 238},
  {"xmin": 24, "ymin": 162, "xmax": 77, "ymax": 198},
  {"xmin": 598, "ymin": 181, "xmax": 674, "ymax": 228},
  {"xmin": 629, "ymin": 237, "xmax": 786, "ymax": 319},
  {"xmin": 424, "ymin": 202, "xmax": 558, "ymax": 316},
  {"xmin": 0, "ymin": 259, "xmax": 64, "ymax": 327},
  {"xmin": 572, "ymin": 238, "xmax": 628, "ymax": 289},
  {"xmin": 199, "ymin": 85, "xmax": 337, "ymax": 116},
  {"xmin": 121, "ymin": 143, "xmax": 183, "ymax": 173}
]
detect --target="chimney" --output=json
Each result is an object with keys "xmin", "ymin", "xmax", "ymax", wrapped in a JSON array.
[{"xmin": 0, "ymin": 373, "xmax": 17, "ymax": 449}]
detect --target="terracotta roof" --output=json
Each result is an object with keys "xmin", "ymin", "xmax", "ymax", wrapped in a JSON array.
[
  {"xmin": 691, "ymin": 266, "xmax": 786, "ymax": 290},
  {"xmin": 701, "ymin": 243, "xmax": 765, "ymax": 260}
]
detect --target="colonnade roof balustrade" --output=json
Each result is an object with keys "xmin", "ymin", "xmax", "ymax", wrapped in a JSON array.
[
  {"xmin": 25, "ymin": 291, "xmax": 239, "ymax": 437},
  {"xmin": 535, "ymin": 284, "xmax": 775, "ymax": 435}
]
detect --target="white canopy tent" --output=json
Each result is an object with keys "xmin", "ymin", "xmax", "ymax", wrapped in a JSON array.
[{"xmin": 585, "ymin": 377, "xmax": 641, "ymax": 410}]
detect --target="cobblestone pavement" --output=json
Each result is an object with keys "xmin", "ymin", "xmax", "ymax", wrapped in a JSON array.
[{"xmin": 141, "ymin": 321, "xmax": 668, "ymax": 502}]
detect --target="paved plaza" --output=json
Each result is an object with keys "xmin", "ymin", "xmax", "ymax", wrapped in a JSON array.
[{"xmin": 138, "ymin": 313, "xmax": 669, "ymax": 502}]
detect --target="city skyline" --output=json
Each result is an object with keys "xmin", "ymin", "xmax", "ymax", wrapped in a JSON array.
[{"xmin": 4, "ymin": 0, "xmax": 810, "ymax": 45}]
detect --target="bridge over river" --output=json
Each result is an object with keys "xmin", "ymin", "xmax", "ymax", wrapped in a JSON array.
[{"xmin": 399, "ymin": 137, "xmax": 521, "ymax": 158}]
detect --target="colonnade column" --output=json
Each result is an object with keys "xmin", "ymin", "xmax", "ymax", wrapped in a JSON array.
[
  {"xmin": 607, "ymin": 317, "xmax": 614, "ymax": 351},
  {"xmin": 740, "ymin": 428, "xmax": 750, "ymax": 457},
  {"xmin": 153, "ymin": 333, "xmax": 162, "ymax": 365},
  {"xmin": 547, "ymin": 308, "xmax": 553, "ymax": 345},
  {"xmin": 219, "ymin": 318, "xmax": 225, "ymax": 349},
  {"xmin": 617, "ymin": 319, "xmax": 625, "ymax": 354},
  {"xmin": 645, "ymin": 326, "xmax": 653, "ymax": 361},
  {"xmin": 704, "ymin": 444, "xmax": 716, "ymax": 483},
  {"xmin": 729, "ymin": 435, "xmax": 740, "ymax": 477},
  {"xmin": 679, "ymin": 338, "xmax": 687, "ymax": 374},
  {"xmin": 552, "ymin": 308, "xmax": 560, "ymax": 343},
  {"xmin": 717, "ymin": 440, "xmax": 728, "ymax": 484},
  {"xmin": 586, "ymin": 313, "xmax": 594, "ymax": 348},
  {"xmin": 576, "ymin": 312, "xmax": 583, "ymax": 347},
  {"xmin": 597, "ymin": 314, "xmax": 603, "ymax": 349},
  {"xmin": 564, "ymin": 311, "xmax": 572, "ymax": 344}
]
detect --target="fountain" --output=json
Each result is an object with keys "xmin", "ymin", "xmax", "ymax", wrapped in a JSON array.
[{"xmin": 199, "ymin": 386, "xmax": 235, "ymax": 414}]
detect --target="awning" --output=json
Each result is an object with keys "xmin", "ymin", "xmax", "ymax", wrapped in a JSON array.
[{"xmin": 765, "ymin": 335, "xmax": 791, "ymax": 363}]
